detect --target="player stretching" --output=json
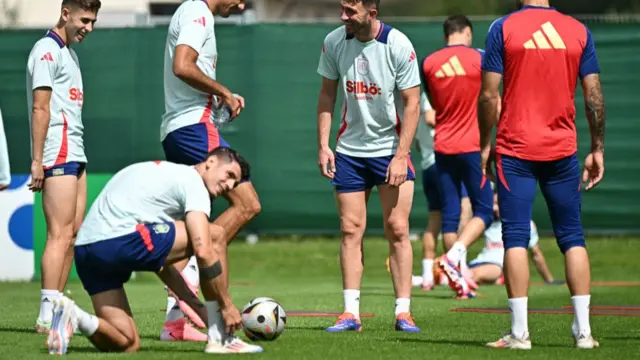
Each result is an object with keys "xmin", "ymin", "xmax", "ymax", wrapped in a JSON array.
[
  {"xmin": 413, "ymin": 93, "xmax": 472, "ymax": 290},
  {"xmin": 159, "ymin": 0, "xmax": 261, "ymax": 342},
  {"xmin": 46, "ymin": 147, "xmax": 263, "ymax": 355},
  {"xmin": 421, "ymin": 15, "xmax": 494, "ymax": 299},
  {"xmin": 26, "ymin": 0, "xmax": 101, "ymax": 333},
  {"xmin": 317, "ymin": 0, "xmax": 422, "ymax": 332},
  {"xmin": 480, "ymin": 0, "xmax": 605, "ymax": 349},
  {"xmin": 0, "ymin": 108, "xmax": 10, "ymax": 190}
]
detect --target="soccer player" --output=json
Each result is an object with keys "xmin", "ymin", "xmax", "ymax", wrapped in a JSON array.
[
  {"xmin": 479, "ymin": 0, "xmax": 605, "ymax": 349},
  {"xmin": 421, "ymin": 15, "xmax": 494, "ymax": 299},
  {"xmin": 414, "ymin": 93, "xmax": 472, "ymax": 290},
  {"xmin": 0, "ymin": 108, "xmax": 10, "ymax": 190},
  {"xmin": 26, "ymin": 0, "xmax": 101, "ymax": 333},
  {"xmin": 159, "ymin": 0, "xmax": 261, "ymax": 342},
  {"xmin": 468, "ymin": 192, "xmax": 557, "ymax": 285},
  {"xmin": 46, "ymin": 147, "xmax": 263, "ymax": 355},
  {"xmin": 317, "ymin": 0, "xmax": 422, "ymax": 332}
]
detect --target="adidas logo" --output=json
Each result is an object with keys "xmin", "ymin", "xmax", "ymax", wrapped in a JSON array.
[
  {"xmin": 40, "ymin": 52, "xmax": 53, "ymax": 62},
  {"xmin": 435, "ymin": 56, "xmax": 466, "ymax": 78},
  {"xmin": 193, "ymin": 17, "xmax": 206, "ymax": 26},
  {"xmin": 523, "ymin": 22, "xmax": 566, "ymax": 49}
]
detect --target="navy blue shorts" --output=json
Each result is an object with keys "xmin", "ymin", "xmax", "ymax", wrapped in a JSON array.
[
  {"xmin": 44, "ymin": 162, "xmax": 86, "ymax": 179},
  {"xmin": 162, "ymin": 123, "xmax": 249, "ymax": 183},
  {"xmin": 332, "ymin": 152, "xmax": 416, "ymax": 193},
  {"xmin": 422, "ymin": 164, "xmax": 468, "ymax": 212},
  {"xmin": 75, "ymin": 222, "xmax": 176, "ymax": 296},
  {"xmin": 496, "ymin": 153, "xmax": 584, "ymax": 253},
  {"xmin": 435, "ymin": 151, "xmax": 494, "ymax": 233}
]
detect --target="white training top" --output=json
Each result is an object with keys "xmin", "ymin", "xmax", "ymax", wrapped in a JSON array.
[
  {"xmin": 161, "ymin": 0, "xmax": 218, "ymax": 141},
  {"xmin": 414, "ymin": 92, "xmax": 435, "ymax": 170},
  {"xmin": 26, "ymin": 31, "xmax": 86, "ymax": 168},
  {"xmin": 75, "ymin": 161, "xmax": 211, "ymax": 246},
  {"xmin": 470, "ymin": 220, "xmax": 540, "ymax": 267},
  {"xmin": 317, "ymin": 23, "xmax": 421, "ymax": 158},
  {"xmin": 0, "ymin": 108, "xmax": 10, "ymax": 187}
]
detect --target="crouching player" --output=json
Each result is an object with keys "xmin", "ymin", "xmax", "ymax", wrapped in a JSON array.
[
  {"xmin": 468, "ymin": 192, "xmax": 557, "ymax": 285},
  {"xmin": 46, "ymin": 147, "xmax": 263, "ymax": 355}
]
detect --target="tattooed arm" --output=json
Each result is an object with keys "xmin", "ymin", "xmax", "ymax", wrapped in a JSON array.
[
  {"xmin": 185, "ymin": 211, "xmax": 234, "ymax": 309},
  {"xmin": 582, "ymin": 74, "xmax": 605, "ymax": 153},
  {"xmin": 580, "ymin": 74, "xmax": 606, "ymax": 190}
]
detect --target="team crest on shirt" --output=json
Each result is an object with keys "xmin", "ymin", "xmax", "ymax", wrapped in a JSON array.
[
  {"xmin": 152, "ymin": 223, "xmax": 170, "ymax": 234},
  {"xmin": 357, "ymin": 57, "xmax": 369, "ymax": 75}
]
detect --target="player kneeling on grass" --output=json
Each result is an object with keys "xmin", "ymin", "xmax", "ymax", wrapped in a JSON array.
[
  {"xmin": 468, "ymin": 192, "xmax": 560, "ymax": 286},
  {"xmin": 46, "ymin": 147, "xmax": 263, "ymax": 355}
]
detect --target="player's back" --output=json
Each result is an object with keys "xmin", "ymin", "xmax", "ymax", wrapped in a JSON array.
[
  {"xmin": 422, "ymin": 45, "xmax": 482, "ymax": 154},
  {"xmin": 76, "ymin": 161, "xmax": 210, "ymax": 245},
  {"xmin": 26, "ymin": 32, "xmax": 86, "ymax": 167},
  {"xmin": 161, "ymin": 0, "xmax": 217, "ymax": 141},
  {"xmin": 484, "ymin": 6, "xmax": 599, "ymax": 161}
]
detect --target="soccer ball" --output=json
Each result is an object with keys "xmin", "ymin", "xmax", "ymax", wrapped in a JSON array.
[{"xmin": 241, "ymin": 297, "xmax": 286, "ymax": 341}]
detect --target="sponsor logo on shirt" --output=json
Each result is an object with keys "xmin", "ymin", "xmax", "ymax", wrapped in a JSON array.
[
  {"xmin": 523, "ymin": 22, "xmax": 566, "ymax": 50},
  {"xmin": 69, "ymin": 88, "xmax": 83, "ymax": 107},
  {"xmin": 346, "ymin": 80, "xmax": 382, "ymax": 100}
]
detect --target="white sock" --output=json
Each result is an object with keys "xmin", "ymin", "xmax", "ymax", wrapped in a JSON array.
[
  {"xmin": 508, "ymin": 297, "xmax": 529, "ymax": 338},
  {"xmin": 74, "ymin": 304, "xmax": 99, "ymax": 336},
  {"xmin": 39, "ymin": 289, "xmax": 60, "ymax": 322},
  {"xmin": 395, "ymin": 298, "xmax": 410, "ymax": 316},
  {"xmin": 422, "ymin": 259, "xmax": 434, "ymax": 283},
  {"xmin": 206, "ymin": 301, "xmax": 226, "ymax": 342},
  {"xmin": 165, "ymin": 296, "xmax": 184, "ymax": 322},
  {"xmin": 571, "ymin": 295, "xmax": 591, "ymax": 336},
  {"xmin": 182, "ymin": 256, "xmax": 200, "ymax": 288},
  {"xmin": 446, "ymin": 241, "xmax": 466, "ymax": 264},
  {"xmin": 460, "ymin": 253, "xmax": 469, "ymax": 275},
  {"xmin": 343, "ymin": 289, "xmax": 360, "ymax": 319}
]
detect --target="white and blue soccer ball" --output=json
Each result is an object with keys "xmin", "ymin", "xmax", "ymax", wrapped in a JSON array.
[{"xmin": 241, "ymin": 297, "xmax": 286, "ymax": 341}]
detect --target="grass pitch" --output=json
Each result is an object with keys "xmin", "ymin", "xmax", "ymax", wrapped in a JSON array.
[{"xmin": 1, "ymin": 236, "xmax": 640, "ymax": 359}]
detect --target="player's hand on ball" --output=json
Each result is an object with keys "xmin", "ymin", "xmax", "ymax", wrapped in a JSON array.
[
  {"xmin": 318, "ymin": 147, "xmax": 336, "ymax": 179},
  {"xmin": 386, "ymin": 154, "xmax": 408, "ymax": 186},
  {"xmin": 582, "ymin": 151, "xmax": 604, "ymax": 191},
  {"xmin": 221, "ymin": 305, "xmax": 243, "ymax": 333},
  {"xmin": 28, "ymin": 160, "xmax": 44, "ymax": 192},
  {"xmin": 0, "ymin": 184, "xmax": 8, "ymax": 191}
]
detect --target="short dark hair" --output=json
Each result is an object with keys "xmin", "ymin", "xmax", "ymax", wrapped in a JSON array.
[
  {"xmin": 443, "ymin": 15, "xmax": 472, "ymax": 37},
  {"xmin": 62, "ymin": 0, "xmax": 102, "ymax": 13},
  {"xmin": 344, "ymin": 0, "xmax": 380, "ymax": 10},
  {"xmin": 206, "ymin": 147, "xmax": 251, "ymax": 182}
]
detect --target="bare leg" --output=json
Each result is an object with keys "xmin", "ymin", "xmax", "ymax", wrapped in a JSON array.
[{"xmin": 378, "ymin": 181, "xmax": 415, "ymax": 318}]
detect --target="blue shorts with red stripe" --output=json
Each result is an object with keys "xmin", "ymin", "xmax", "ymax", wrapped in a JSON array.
[
  {"xmin": 162, "ymin": 122, "xmax": 250, "ymax": 183},
  {"xmin": 74, "ymin": 222, "xmax": 176, "ymax": 296},
  {"xmin": 44, "ymin": 162, "xmax": 86, "ymax": 179},
  {"xmin": 497, "ymin": 153, "xmax": 584, "ymax": 253},
  {"xmin": 162, "ymin": 123, "xmax": 230, "ymax": 165},
  {"xmin": 332, "ymin": 152, "xmax": 416, "ymax": 193},
  {"xmin": 435, "ymin": 151, "xmax": 494, "ymax": 233},
  {"xmin": 422, "ymin": 163, "xmax": 468, "ymax": 212}
]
